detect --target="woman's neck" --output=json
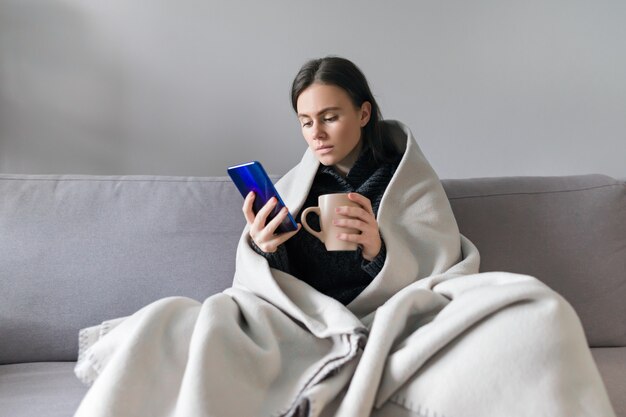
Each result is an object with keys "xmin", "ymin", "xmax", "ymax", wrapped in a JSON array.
[{"xmin": 334, "ymin": 142, "xmax": 363, "ymax": 177}]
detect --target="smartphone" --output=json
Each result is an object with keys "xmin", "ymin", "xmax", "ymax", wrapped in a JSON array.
[{"xmin": 227, "ymin": 161, "xmax": 298, "ymax": 234}]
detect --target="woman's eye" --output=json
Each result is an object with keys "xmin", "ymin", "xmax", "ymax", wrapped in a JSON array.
[
  {"xmin": 302, "ymin": 121, "xmax": 312, "ymax": 128},
  {"xmin": 324, "ymin": 116, "xmax": 338, "ymax": 122}
]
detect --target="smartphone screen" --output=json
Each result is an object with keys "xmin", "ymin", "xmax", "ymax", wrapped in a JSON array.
[{"xmin": 227, "ymin": 161, "xmax": 298, "ymax": 233}]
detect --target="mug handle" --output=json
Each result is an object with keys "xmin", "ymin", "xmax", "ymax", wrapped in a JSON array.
[{"xmin": 300, "ymin": 207, "xmax": 325, "ymax": 243}]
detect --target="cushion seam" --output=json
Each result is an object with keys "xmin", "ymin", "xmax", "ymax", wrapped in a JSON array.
[{"xmin": 448, "ymin": 183, "xmax": 624, "ymax": 200}]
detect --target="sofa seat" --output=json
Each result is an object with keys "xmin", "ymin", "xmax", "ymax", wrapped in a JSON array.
[
  {"xmin": 0, "ymin": 362, "xmax": 87, "ymax": 417},
  {"xmin": 1, "ymin": 349, "xmax": 623, "ymax": 417}
]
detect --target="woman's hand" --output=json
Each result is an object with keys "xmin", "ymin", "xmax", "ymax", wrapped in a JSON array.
[
  {"xmin": 243, "ymin": 192, "xmax": 301, "ymax": 253},
  {"xmin": 333, "ymin": 193, "xmax": 381, "ymax": 261}
]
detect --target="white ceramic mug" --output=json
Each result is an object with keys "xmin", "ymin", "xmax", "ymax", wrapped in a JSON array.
[{"xmin": 301, "ymin": 193, "xmax": 360, "ymax": 251}]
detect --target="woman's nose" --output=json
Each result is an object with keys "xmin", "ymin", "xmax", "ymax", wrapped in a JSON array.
[{"xmin": 312, "ymin": 122, "xmax": 326, "ymax": 139}]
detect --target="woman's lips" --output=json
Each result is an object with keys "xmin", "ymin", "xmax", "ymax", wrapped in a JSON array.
[{"xmin": 316, "ymin": 145, "xmax": 333, "ymax": 155}]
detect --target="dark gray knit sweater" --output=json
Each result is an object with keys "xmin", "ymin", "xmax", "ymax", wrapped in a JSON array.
[{"xmin": 251, "ymin": 149, "xmax": 401, "ymax": 305}]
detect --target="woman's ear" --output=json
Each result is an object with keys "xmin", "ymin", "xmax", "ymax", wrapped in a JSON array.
[{"xmin": 360, "ymin": 101, "xmax": 372, "ymax": 127}]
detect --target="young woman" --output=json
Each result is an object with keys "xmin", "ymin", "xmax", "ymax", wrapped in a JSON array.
[{"xmin": 242, "ymin": 56, "xmax": 402, "ymax": 305}]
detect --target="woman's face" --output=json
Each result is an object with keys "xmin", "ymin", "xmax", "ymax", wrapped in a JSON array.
[{"xmin": 296, "ymin": 83, "xmax": 371, "ymax": 168}]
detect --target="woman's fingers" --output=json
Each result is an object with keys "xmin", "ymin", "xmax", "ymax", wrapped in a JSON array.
[
  {"xmin": 337, "ymin": 226, "xmax": 380, "ymax": 259},
  {"xmin": 331, "ymin": 193, "xmax": 372, "ymax": 223},
  {"xmin": 333, "ymin": 193, "xmax": 375, "ymax": 231},
  {"xmin": 337, "ymin": 231, "xmax": 364, "ymax": 243},
  {"xmin": 263, "ymin": 224, "xmax": 302, "ymax": 250},
  {"xmin": 265, "ymin": 206, "xmax": 290, "ymax": 234},
  {"xmin": 335, "ymin": 205, "xmax": 371, "ymax": 224},
  {"xmin": 263, "ymin": 205, "xmax": 300, "ymax": 238},
  {"xmin": 335, "ymin": 193, "xmax": 381, "ymax": 261},
  {"xmin": 248, "ymin": 198, "xmax": 301, "ymax": 253},
  {"xmin": 333, "ymin": 218, "xmax": 365, "ymax": 230},
  {"xmin": 347, "ymin": 192, "xmax": 374, "ymax": 215},
  {"xmin": 252, "ymin": 197, "xmax": 278, "ymax": 231},
  {"xmin": 242, "ymin": 192, "xmax": 256, "ymax": 224}
]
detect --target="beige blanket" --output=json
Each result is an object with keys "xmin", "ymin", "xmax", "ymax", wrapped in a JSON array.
[{"xmin": 74, "ymin": 120, "xmax": 615, "ymax": 417}]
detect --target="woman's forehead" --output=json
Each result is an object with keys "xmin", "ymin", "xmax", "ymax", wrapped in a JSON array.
[{"xmin": 296, "ymin": 84, "xmax": 352, "ymax": 116}]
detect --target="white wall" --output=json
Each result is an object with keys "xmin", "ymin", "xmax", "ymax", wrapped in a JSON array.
[{"xmin": 1, "ymin": 0, "xmax": 625, "ymax": 178}]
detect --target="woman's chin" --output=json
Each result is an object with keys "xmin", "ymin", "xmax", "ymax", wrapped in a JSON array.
[{"xmin": 317, "ymin": 155, "xmax": 336, "ymax": 166}]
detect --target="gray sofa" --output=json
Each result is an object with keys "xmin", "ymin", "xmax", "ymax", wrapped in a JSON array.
[{"xmin": 0, "ymin": 173, "xmax": 624, "ymax": 417}]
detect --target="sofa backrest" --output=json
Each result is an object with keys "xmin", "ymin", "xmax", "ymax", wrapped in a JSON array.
[
  {"xmin": 0, "ymin": 173, "xmax": 624, "ymax": 364},
  {"xmin": 443, "ymin": 174, "xmax": 626, "ymax": 348},
  {"xmin": 0, "ymin": 175, "xmax": 244, "ymax": 364}
]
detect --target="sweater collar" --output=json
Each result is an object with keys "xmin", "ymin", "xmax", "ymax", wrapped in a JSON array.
[{"xmin": 318, "ymin": 148, "xmax": 380, "ymax": 188}]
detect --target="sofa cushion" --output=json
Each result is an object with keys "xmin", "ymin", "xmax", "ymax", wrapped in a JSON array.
[
  {"xmin": 0, "ymin": 175, "xmax": 245, "ymax": 364},
  {"xmin": 442, "ymin": 174, "xmax": 626, "ymax": 347},
  {"xmin": 0, "ymin": 362, "xmax": 88, "ymax": 417},
  {"xmin": 591, "ymin": 347, "xmax": 626, "ymax": 416}
]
